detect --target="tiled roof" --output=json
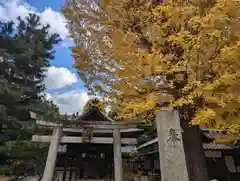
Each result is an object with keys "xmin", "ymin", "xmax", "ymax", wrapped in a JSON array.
[
  {"xmin": 137, "ymin": 138, "xmax": 240, "ymax": 151},
  {"xmin": 136, "ymin": 128, "xmax": 228, "ymax": 150},
  {"xmin": 202, "ymin": 132, "xmax": 228, "ymax": 140},
  {"xmin": 203, "ymin": 143, "xmax": 236, "ymax": 150},
  {"xmin": 136, "ymin": 127, "xmax": 240, "ymax": 151}
]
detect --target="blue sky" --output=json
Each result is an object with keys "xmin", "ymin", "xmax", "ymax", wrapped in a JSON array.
[
  {"xmin": 25, "ymin": 0, "xmax": 64, "ymax": 12},
  {"xmin": 0, "ymin": 0, "xmax": 90, "ymax": 114}
]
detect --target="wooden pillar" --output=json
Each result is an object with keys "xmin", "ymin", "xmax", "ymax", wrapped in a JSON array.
[
  {"xmin": 42, "ymin": 126, "xmax": 62, "ymax": 181},
  {"xmin": 69, "ymin": 157, "xmax": 73, "ymax": 181},
  {"xmin": 113, "ymin": 128, "xmax": 123, "ymax": 181},
  {"xmin": 108, "ymin": 162, "xmax": 111, "ymax": 181},
  {"xmin": 155, "ymin": 108, "xmax": 189, "ymax": 181},
  {"xmin": 110, "ymin": 161, "xmax": 113, "ymax": 181},
  {"xmin": 68, "ymin": 158, "xmax": 73, "ymax": 181},
  {"xmin": 150, "ymin": 155, "xmax": 155, "ymax": 181},
  {"xmin": 62, "ymin": 151, "xmax": 68, "ymax": 181}
]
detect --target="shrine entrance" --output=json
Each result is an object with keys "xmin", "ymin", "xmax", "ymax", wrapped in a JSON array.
[
  {"xmin": 30, "ymin": 105, "xmax": 142, "ymax": 181},
  {"xmin": 77, "ymin": 145, "xmax": 109, "ymax": 180},
  {"xmin": 56, "ymin": 143, "xmax": 114, "ymax": 181}
]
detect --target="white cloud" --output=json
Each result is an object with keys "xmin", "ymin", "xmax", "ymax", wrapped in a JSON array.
[
  {"xmin": 47, "ymin": 90, "xmax": 90, "ymax": 114},
  {"xmin": 0, "ymin": 0, "xmax": 69, "ymax": 41},
  {"xmin": 44, "ymin": 66, "xmax": 78, "ymax": 90},
  {"xmin": 45, "ymin": 90, "xmax": 112, "ymax": 115},
  {"xmin": 40, "ymin": 8, "xmax": 69, "ymax": 41}
]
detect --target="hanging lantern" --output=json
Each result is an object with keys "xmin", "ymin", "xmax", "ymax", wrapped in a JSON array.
[
  {"xmin": 100, "ymin": 153, "xmax": 105, "ymax": 158},
  {"xmin": 81, "ymin": 153, "xmax": 86, "ymax": 158}
]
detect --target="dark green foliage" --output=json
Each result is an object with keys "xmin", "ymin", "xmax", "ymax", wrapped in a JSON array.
[
  {"xmin": 0, "ymin": 13, "xmax": 61, "ymax": 178},
  {"xmin": 0, "ymin": 13, "xmax": 60, "ymax": 141},
  {"xmin": 137, "ymin": 121, "xmax": 156, "ymax": 145},
  {"xmin": 0, "ymin": 140, "xmax": 48, "ymax": 181},
  {"xmin": 31, "ymin": 95, "xmax": 61, "ymax": 119},
  {"xmin": 0, "ymin": 13, "xmax": 60, "ymax": 120}
]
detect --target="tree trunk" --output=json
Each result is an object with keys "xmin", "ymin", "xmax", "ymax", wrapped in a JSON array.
[{"xmin": 181, "ymin": 119, "xmax": 209, "ymax": 181}]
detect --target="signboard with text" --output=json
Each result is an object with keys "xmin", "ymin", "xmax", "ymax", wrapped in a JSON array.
[{"xmin": 82, "ymin": 126, "xmax": 94, "ymax": 143}]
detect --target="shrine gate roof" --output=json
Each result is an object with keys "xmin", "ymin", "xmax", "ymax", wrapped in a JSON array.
[{"xmin": 74, "ymin": 106, "xmax": 114, "ymax": 122}]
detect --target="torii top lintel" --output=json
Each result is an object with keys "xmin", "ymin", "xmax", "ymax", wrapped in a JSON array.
[{"xmin": 30, "ymin": 106, "xmax": 141, "ymax": 129}]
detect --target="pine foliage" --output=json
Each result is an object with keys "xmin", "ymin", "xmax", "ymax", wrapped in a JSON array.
[
  {"xmin": 0, "ymin": 13, "xmax": 61, "ymax": 142},
  {"xmin": 0, "ymin": 13, "xmax": 61, "ymax": 178}
]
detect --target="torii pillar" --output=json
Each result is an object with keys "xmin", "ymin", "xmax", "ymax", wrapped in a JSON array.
[
  {"xmin": 113, "ymin": 128, "xmax": 123, "ymax": 181},
  {"xmin": 42, "ymin": 126, "xmax": 62, "ymax": 181}
]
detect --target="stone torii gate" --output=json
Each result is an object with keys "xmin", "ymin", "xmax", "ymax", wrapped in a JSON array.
[{"xmin": 30, "ymin": 107, "xmax": 141, "ymax": 181}]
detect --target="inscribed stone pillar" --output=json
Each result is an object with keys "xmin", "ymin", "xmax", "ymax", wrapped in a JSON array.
[
  {"xmin": 42, "ymin": 126, "xmax": 62, "ymax": 181},
  {"xmin": 113, "ymin": 128, "xmax": 123, "ymax": 181},
  {"xmin": 155, "ymin": 108, "xmax": 189, "ymax": 181}
]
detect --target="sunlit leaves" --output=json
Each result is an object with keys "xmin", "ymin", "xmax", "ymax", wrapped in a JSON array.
[
  {"xmin": 63, "ymin": 0, "xmax": 240, "ymax": 135},
  {"xmin": 83, "ymin": 98, "xmax": 105, "ymax": 113}
]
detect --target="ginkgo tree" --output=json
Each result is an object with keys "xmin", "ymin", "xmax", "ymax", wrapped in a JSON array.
[
  {"xmin": 63, "ymin": 0, "xmax": 240, "ymax": 180},
  {"xmin": 63, "ymin": 0, "xmax": 240, "ymax": 133}
]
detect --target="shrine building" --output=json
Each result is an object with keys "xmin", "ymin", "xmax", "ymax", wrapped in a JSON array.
[{"xmin": 30, "ymin": 105, "xmax": 142, "ymax": 181}]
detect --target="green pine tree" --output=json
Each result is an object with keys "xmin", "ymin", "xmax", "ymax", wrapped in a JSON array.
[
  {"xmin": 0, "ymin": 13, "xmax": 61, "ymax": 178},
  {"xmin": 0, "ymin": 13, "xmax": 61, "ymax": 142}
]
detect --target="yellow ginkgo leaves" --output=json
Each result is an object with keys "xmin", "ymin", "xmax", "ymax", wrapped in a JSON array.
[{"xmin": 63, "ymin": 0, "xmax": 240, "ymax": 135}]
